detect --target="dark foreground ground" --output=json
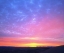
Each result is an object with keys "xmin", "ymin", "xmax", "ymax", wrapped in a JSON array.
[{"xmin": 0, "ymin": 45, "xmax": 64, "ymax": 53}]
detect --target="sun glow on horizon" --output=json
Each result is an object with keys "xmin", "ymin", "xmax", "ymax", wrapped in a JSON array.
[
  {"xmin": 0, "ymin": 37, "xmax": 64, "ymax": 47},
  {"xmin": 21, "ymin": 43, "xmax": 47, "ymax": 47}
]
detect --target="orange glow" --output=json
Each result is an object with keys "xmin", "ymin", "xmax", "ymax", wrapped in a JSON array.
[{"xmin": 0, "ymin": 37, "xmax": 64, "ymax": 47}]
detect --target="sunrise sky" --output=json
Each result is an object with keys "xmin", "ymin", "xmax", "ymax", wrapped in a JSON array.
[{"xmin": 0, "ymin": 0, "xmax": 64, "ymax": 47}]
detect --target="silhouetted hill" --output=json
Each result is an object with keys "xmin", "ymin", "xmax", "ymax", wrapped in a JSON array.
[{"xmin": 43, "ymin": 45, "xmax": 64, "ymax": 53}]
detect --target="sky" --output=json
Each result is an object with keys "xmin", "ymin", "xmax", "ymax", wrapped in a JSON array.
[{"xmin": 0, "ymin": 0, "xmax": 64, "ymax": 47}]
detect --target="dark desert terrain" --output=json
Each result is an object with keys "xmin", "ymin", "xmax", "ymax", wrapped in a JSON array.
[{"xmin": 0, "ymin": 45, "xmax": 64, "ymax": 53}]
